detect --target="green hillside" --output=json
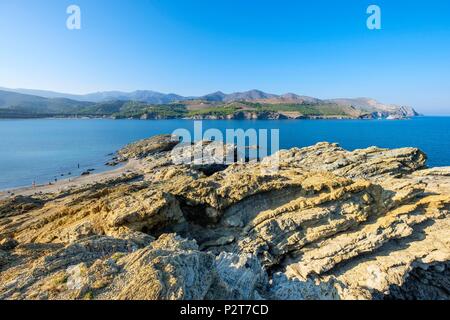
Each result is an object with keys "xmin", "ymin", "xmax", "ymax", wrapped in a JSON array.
[
  {"xmin": 0, "ymin": 90, "xmax": 91, "ymax": 115},
  {"xmin": 0, "ymin": 90, "xmax": 372, "ymax": 119}
]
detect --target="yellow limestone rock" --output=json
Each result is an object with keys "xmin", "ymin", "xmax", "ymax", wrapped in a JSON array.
[{"xmin": 0, "ymin": 139, "xmax": 448, "ymax": 300}]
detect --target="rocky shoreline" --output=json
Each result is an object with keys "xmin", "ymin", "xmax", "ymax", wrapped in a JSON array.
[
  {"xmin": 126, "ymin": 111, "xmax": 415, "ymax": 120},
  {"xmin": 0, "ymin": 135, "xmax": 449, "ymax": 300},
  {"xmin": 139, "ymin": 112, "xmax": 390, "ymax": 121},
  {"xmin": 1, "ymin": 112, "xmax": 414, "ymax": 121}
]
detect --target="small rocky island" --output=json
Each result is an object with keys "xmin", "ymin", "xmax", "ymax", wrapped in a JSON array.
[{"xmin": 0, "ymin": 135, "xmax": 449, "ymax": 300}]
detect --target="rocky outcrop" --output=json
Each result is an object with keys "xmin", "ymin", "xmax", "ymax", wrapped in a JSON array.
[
  {"xmin": 0, "ymin": 135, "xmax": 448, "ymax": 300},
  {"xmin": 117, "ymin": 134, "xmax": 180, "ymax": 161},
  {"xmin": 270, "ymin": 142, "xmax": 427, "ymax": 180}
]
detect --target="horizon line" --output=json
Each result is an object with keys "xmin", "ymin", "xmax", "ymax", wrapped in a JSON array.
[{"xmin": 0, "ymin": 85, "xmax": 413, "ymax": 105}]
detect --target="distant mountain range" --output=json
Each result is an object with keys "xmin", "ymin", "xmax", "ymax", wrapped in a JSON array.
[
  {"xmin": 0, "ymin": 87, "xmax": 419, "ymax": 119},
  {"xmin": 0, "ymin": 87, "xmax": 188, "ymax": 104}
]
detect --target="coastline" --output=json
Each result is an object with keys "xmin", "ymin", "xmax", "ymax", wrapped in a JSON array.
[
  {"xmin": 0, "ymin": 114, "xmax": 417, "ymax": 121},
  {"xmin": 1, "ymin": 116, "xmax": 449, "ymax": 195},
  {"xmin": 1, "ymin": 134, "xmax": 449, "ymax": 300},
  {"xmin": 0, "ymin": 159, "xmax": 140, "ymax": 200}
]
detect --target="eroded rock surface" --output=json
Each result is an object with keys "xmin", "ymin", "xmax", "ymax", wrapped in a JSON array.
[{"xmin": 0, "ymin": 135, "xmax": 449, "ymax": 300}]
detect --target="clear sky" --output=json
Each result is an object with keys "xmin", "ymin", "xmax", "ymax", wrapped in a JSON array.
[{"xmin": 0, "ymin": 0, "xmax": 449, "ymax": 114}]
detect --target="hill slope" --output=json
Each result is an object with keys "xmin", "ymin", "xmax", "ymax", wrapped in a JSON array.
[
  {"xmin": 0, "ymin": 88, "xmax": 419, "ymax": 119},
  {"xmin": 0, "ymin": 90, "xmax": 92, "ymax": 117}
]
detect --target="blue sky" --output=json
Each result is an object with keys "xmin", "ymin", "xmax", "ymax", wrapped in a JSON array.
[{"xmin": 0, "ymin": 0, "xmax": 449, "ymax": 114}]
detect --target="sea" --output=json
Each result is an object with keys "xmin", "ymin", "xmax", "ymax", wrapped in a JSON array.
[{"xmin": 0, "ymin": 117, "xmax": 449, "ymax": 190}]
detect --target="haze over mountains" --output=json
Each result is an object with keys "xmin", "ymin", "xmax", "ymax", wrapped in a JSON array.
[
  {"xmin": 0, "ymin": 87, "xmax": 419, "ymax": 119},
  {"xmin": 0, "ymin": 87, "xmax": 187, "ymax": 104},
  {"xmin": 0, "ymin": 87, "xmax": 322, "ymax": 104}
]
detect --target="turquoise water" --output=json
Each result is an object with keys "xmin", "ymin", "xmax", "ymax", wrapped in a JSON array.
[{"xmin": 0, "ymin": 117, "xmax": 449, "ymax": 190}]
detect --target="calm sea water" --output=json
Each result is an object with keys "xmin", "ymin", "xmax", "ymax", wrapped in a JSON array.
[{"xmin": 0, "ymin": 117, "xmax": 449, "ymax": 190}]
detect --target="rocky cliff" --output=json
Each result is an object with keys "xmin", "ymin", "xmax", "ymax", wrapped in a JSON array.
[{"xmin": 0, "ymin": 135, "xmax": 449, "ymax": 300}]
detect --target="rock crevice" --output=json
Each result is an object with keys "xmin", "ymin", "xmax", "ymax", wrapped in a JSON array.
[{"xmin": 0, "ymin": 135, "xmax": 448, "ymax": 300}]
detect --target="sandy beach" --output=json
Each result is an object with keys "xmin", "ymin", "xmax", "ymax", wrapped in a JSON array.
[{"xmin": 0, "ymin": 159, "xmax": 142, "ymax": 200}]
